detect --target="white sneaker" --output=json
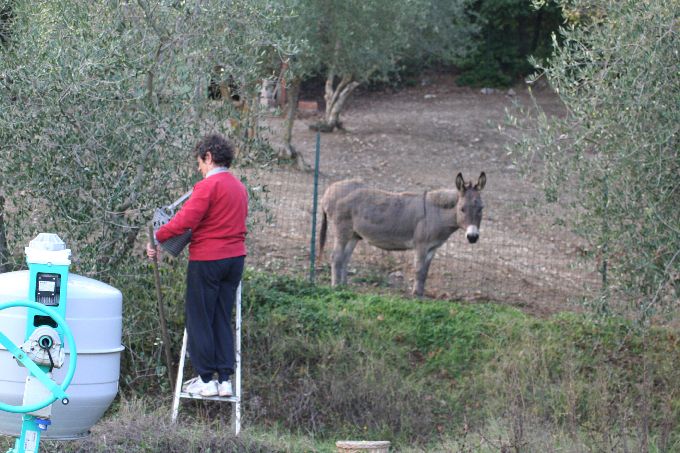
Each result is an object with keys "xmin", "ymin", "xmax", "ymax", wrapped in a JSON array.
[
  {"xmin": 216, "ymin": 380, "xmax": 233, "ymax": 397},
  {"xmin": 182, "ymin": 377, "xmax": 218, "ymax": 397}
]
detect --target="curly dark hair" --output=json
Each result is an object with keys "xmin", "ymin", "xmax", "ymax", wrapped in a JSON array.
[{"xmin": 193, "ymin": 134, "xmax": 234, "ymax": 168}]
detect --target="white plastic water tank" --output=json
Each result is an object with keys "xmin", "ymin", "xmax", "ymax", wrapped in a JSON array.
[{"xmin": 0, "ymin": 270, "xmax": 124, "ymax": 439}]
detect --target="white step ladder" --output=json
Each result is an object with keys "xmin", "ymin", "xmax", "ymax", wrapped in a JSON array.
[{"xmin": 171, "ymin": 283, "xmax": 242, "ymax": 435}]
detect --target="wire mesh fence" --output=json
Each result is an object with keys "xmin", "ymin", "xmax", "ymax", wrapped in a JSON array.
[{"xmin": 241, "ymin": 153, "xmax": 602, "ymax": 315}]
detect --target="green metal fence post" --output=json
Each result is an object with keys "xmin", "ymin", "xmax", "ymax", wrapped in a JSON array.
[{"xmin": 309, "ymin": 132, "xmax": 321, "ymax": 283}]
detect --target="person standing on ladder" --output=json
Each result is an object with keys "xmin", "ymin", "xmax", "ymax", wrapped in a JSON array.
[{"xmin": 146, "ymin": 133, "xmax": 248, "ymax": 397}]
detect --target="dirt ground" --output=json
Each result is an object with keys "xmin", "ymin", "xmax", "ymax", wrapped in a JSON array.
[{"xmin": 244, "ymin": 74, "xmax": 600, "ymax": 317}]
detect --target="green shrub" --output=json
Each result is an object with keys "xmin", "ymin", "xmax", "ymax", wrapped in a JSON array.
[
  {"xmin": 512, "ymin": 0, "xmax": 680, "ymax": 319},
  {"xmin": 457, "ymin": 0, "xmax": 563, "ymax": 87}
]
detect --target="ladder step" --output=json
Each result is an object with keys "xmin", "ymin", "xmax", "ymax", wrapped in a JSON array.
[{"xmin": 178, "ymin": 392, "xmax": 239, "ymax": 403}]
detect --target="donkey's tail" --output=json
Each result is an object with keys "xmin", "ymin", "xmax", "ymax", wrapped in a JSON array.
[{"xmin": 318, "ymin": 210, "xmax": 328, "ymax": 263}]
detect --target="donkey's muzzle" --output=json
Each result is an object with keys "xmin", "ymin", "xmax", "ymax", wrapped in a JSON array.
[{"xmin": 465, "ymin": 225, "xmax": 480, "ymax": 244}]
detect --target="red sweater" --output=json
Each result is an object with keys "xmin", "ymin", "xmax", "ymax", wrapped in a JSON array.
[{"xmin": 156, "ymin": 171, "xmax": 248, "ymax": 261}]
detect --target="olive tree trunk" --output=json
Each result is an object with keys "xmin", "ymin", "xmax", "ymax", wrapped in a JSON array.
[
  {"xmin": 0, "ymin": 195, "xmax": 8, "ymax": 272},
  {"xmin": 279, "ymin": 77, "xmax": 307, "ymax": 170},
  {"xmin": 316, "ymin": 73, "xmax": 359, "ymax": 132}
]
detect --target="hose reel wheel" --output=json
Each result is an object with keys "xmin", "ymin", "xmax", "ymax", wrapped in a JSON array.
[{"xmin": 0, "ymin": 301, "xmax": 77, "ymax": 414}]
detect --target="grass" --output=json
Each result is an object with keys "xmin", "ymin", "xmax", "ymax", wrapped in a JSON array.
[
  {"xmin": 240, "ymin": 272, "xmax": 680, "ymax": 450},
  {"xmin": 2, "ymin": 397, "xmax": 332, "ymax": 453}
]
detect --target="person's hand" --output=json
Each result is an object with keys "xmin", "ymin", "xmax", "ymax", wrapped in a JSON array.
[{"xmin": 146, "ymin": 242, "xmax": 160, "ymax": 261}]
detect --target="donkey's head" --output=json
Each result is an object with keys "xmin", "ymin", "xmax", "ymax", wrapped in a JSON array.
[{"xmin": 455, "ymin": 172, "xmax": 486, "ymax": 243}]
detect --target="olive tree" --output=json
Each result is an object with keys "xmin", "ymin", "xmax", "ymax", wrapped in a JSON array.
[
  {"xmin": 315, "ymin": 0, "xmax": 475, "ymax": 132},
  {"xmin": 0, "ymin": 0, "xmax": 284, "ymax": 275},
  {"xmin": 0, "ymin": 0, "xmax": 290, "ymax": 389},
  {"xmin": 273, "ymin": 0, "xmax": 475, "ymax": 156},
  {"xmin": 515, "ymin": 0, "xmax": 679, "ymax": 321}
]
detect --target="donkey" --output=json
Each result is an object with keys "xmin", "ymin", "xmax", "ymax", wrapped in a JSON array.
[{"xmin": 319, "ymin": 172, "xmax": 486, "ymax": 296}]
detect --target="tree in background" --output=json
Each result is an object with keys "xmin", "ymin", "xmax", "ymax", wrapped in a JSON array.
[
  {"xmin": 457, "ymin": 0, "xmax": 563, "ymax": 87},
  {"xmin": 261, "ymin": 0, "xmax": 316, "ymax": 165},
  {"xmin": 515, "ymin": 0, "xmax": 679, "ymax": 321},
  {"xmin": 275, "ymin": 0, "xmax": 475, "ymax": 141},
  {"xmin": 308, "ymin": 0, "xmax": 406, "ymax": 132},
  {"xmin": 201, "ymin": 0, "xmax": 297, "ymax": 162},
  {"xmin": 401, "ymin": 0, "xmax": 478, "ymax": 67}
]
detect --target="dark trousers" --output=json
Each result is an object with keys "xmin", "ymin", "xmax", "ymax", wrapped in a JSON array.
[{"xmin": 185, "ymin": 255, "xmax": 244, "ymax": 383}]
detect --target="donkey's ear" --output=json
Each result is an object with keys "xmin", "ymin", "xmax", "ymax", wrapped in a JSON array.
[
  {"xmin": 476, "ymin": 172, "xmax": 486, "ymax": 190},
  {"xmin": 455, "ymin": 173, "xmax": 465, "ymax": 192}
]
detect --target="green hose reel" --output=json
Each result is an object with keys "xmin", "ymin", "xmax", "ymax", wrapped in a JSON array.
[{"xmin": 0, "ymin": 301, "xmax": 77, "ymax": 414}]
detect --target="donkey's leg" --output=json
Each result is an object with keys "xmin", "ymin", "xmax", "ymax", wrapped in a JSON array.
[
  {"xmin": 331, "ymin": 238, "xmax": 346, "ymax": 287},
  {"xmin": 339, "ymin": 238, "xmax": 359, "ymax": 285},
  {"xmin": 331, "ymin": 227, "xmax": 354, "ymax": 286},
  {"xmin": 412, "ymin": 246, "xmax": 437, "ymax": 297}
]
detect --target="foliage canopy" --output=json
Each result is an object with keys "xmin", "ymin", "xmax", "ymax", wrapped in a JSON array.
[
  {"xmin": 514, "ymin": 0, "xmax": 679, "ymax": 320},
  {"xmin": 0, "ymin": 0, "xmax": 286, "ymax": 275},
  {"xmin": 457, "ymin": 0, "xmax": 563, "ymax": 87}
]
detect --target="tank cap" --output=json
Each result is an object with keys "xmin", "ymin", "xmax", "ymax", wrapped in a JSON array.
[
  {"xmin": 25, "ymin": 233, "xmax": 71, "ymax": 266},
  {"xmin": 28, "ymin": 233, "xmax": 66, "ymax": 251}
]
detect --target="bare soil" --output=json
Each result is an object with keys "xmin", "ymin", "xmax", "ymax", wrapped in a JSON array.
[{"xmin": 244, "ymin": 74, "xmax": 600, "ymax": 317}]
